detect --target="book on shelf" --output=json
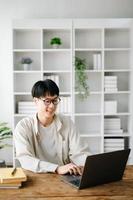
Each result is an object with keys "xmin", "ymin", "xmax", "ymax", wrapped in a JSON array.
[
  {"xmin": 57, "ymin": 96, "xmax": 71, "ymax": 114},
  {"xmin": 104, "ymin": 88, "xmax": 118, "ymax": 92},
  {"xmin": 104, "ymin": 138, "xmax": 124, "ymax": 143},
  {"xmin": 18, "ymin": 101, "xmax": 36, "ymax": 114},
  {"xmin": 104, "ymin": 147, "xmax": 124, "ymax": 152},
  {"xmin": 104, "ymin": 118, "xmax": 121, "ymax": 130},
  {"xmin": 104, "ymin": 129, "xmax": 123, "ymax": 134},
  {"xmin": 93, "ymin": 53, "xmax": 102, "ymax": 70},
  {"xmin": 104, "ymin": 76, "xmax": 118, "ymax": 92},
  {"xmin": 104, "ymin": 76, "xmax": 117, "ymax": 80}
]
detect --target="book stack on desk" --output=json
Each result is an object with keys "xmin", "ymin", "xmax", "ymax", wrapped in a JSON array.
[{"xmin": 0, "ymin": 167, "xmax": 27, "ymax": 189}]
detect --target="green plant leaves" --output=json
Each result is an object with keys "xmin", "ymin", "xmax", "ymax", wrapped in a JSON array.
[
  {"xmin": 0, "ymin": 122, "xmax": 12, "ymax": 149},
  {"xmin": 75, "ymin": 57, "xmax": 89, "ymax": 100},
  {"xmin": 50, "ymin": 37, "xmax": 62, "ymax": 45}
]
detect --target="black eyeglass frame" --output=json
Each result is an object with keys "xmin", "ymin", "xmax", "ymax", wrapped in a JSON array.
[{"xmin": 40, "ymin": 97, "xmax": 61, "ymax": 106}]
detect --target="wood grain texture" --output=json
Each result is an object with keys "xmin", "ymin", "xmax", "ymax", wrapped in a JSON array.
[{"xmin": 0, "ymin": 166, "xmax": 133, "ymax": 200}]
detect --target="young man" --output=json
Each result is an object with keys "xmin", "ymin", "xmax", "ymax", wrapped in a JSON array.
[{"xmin": 14, "ymin": 79, "xmax": 90, "ymax": 175}]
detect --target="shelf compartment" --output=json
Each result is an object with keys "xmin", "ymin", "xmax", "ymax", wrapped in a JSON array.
[
  {"xmin": 75, "ymin": 51, "xmax": 102, "ymax": 70},
  {"xmin": 104, "ymin": 136, "xmax": 129, "ymax": 153},
  {"xmin": 86, "ymin": 72, "xmax": 102, "ymax": 92},
  {"xmin": 104, "ymin": 115, "xmax": 130, "ymax": 135},
  {"xmin": 75, "ymin": 94, "xmax": 102, "ymax": 113},
  {"xmin": 43, "ymin": 29, "xmax": 71, "ymax": 49},
  {"xmin": 43, "ymin": 72, "xmax": 71, "ymax": 94},
  {"xmin": 104, "ymin": 71, "xmax": 130, "ymax": 91},
  {"xmin": 14, "ymin": 95, "xmax": 34, "ymax": 114},
  {"xmin": 75, "ymin": 29, "xmax": 102, "ymax": 49},
  {"xmin": 13, "ymin": 29, "xmax": 41, "ymax": 49},
  {"xmin": 80, "ymin": 137, "xmax": 102, "ymax": 154},
  {"xmin": 104, "ymin": 28, "xmax": 130, "ymax": 48},
  {"xmin": 75, "ymin": 72, "xmax": 102, "ymax": 93},
  {"xmin": 75, "ymin": 116, "xmax": 101, "ymax": 136},
  {"xmin": 13, "ymin": 52, "xmax": 41, "ymax": 71},
  {"xmin": 104, "ymin": 93, "xmax": 130, "ymax": 113},
  {"xmin": 14, "ymin": 73, "xmax": 41, "ymax": 93},
  {"xmin": 104, "ymin": 50, "xmax": 130, "ymax": 70},
  {"xmin": 43, "ymin": 51, "xmax": 71, "ymax": 71}
]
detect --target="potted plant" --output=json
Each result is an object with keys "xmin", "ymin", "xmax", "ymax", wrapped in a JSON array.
[
  {"xmin": 0, "ymin": 122, "xmax": 12, "ymax": 166},
  {"xmin": 21, "ymin": 57, "xmax": 33, "ymax": 70},
  {"xmin": 75, "ymin": 57, "xmax": 89, "ymax": 100},
  {"xmin": 50, "ymin": 37, "xmax": 62, "ymax": 48},
  {"xmin": 0, "ymin": 122, "xmax": 12, "ymax": 149}
]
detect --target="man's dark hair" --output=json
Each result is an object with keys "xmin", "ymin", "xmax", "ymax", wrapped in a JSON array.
[{"xmin": 31, "ymin": 79, "xmax": 59, "ymax": 98}]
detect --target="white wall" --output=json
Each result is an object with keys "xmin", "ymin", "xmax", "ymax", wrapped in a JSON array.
[{"xmin": 0, "ymin": 0, "xmax": 133, "ymax": 127}]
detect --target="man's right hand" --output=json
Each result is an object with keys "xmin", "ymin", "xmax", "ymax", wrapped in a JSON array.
[{"xmin": 55, "ymin": 163, "xmax": 83, "ymax": 175}]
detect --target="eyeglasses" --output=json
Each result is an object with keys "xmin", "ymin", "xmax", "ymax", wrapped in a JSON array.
[{"xmin": 40, "ymin": 97, "xmax": 61, "ymax": 106}]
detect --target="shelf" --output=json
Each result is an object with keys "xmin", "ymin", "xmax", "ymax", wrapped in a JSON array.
[
  {"xmin": 75, "ymin": 113, "xmax": 101, "ymax": 116},
  {"xmin": 14, "ymin": 92, "xmax": 31, "ymax": 95},
  {"xmin": 43, "ymin": 49, "xmax": 71, "ymax": 52},
  {"xmin": 104, "ymin": 91, "xmax": 130, "ymax": 94},
  {"xmin": 80, "ymin": 134, "xmax": 101, "ymax": 138},
  {"xmin": 75, "ymin": 48, "xmax": 102, "ymax": 51},
  {"xmin": 104, "ymin": 48, "xmax": 131, "ymax": 51},
  {"xmin": 43, "ymin": 70, "xmax": 71, "ymax": 73},
  {"xmin": 14, "ymin": 92, "xmax": 71, "ymax": 96},
  {"xmin": 104, "ymin": 112, "xmax": 131, "ymax": 116},
  {"xmin": 12, "ymin": 19, "xmax": 132, "ymax": 161},
  {"xmin": 104, "ymin": 133, "xmax": 130, "ymax": 137},
  {"xmin": 104, "ymin": 69, "xmax": 131, "ymax": 72},
  {"xmin": 13, "ymin": 49, "xmax": 41, "ymax": 52},
  {"xmin": 14, "ymin": 70, "xmax": 41, "ymax": 73}
]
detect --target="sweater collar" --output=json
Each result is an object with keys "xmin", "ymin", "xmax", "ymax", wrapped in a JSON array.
[{"xmin": 33, "ymin": 113, "xmax": 62, "ymax": 135}]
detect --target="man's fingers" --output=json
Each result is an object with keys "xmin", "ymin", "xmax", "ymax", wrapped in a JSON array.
[
  {"xmin": 76, "ymin": 167, "xmax": 82, "ymax": 175},
  {"xmin": 68, "ymin": 168, "xmax": 73, "ymax": 175}
]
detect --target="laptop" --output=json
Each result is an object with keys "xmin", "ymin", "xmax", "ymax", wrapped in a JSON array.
[{"xmin": 61, "ymin": 149, "xmax": 130, "ymax": 189}]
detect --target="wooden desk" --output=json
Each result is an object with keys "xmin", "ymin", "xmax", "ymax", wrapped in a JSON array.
[{"xmin": 0, "ymin": 166, "xmax": 133, "ymax": 200}]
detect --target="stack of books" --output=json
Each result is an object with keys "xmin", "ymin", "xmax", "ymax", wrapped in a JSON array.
[
  {"xmin": 104, "ymin": 138, "xmax": 125, "ymax": 152},
  {"xmin": 104, "ymin": 76, "xmax": 118, "ymax": 92},
  {"xmin": 93, "ymin": 53, "xmax": 102, "ymax": 70},
  {"xmin": 57, "ymin": 96, "xmax": 71, "ymax": 114},
  {"xmin": 43, "ymin": 74, "xmax": 59, "ymax": 86},
  {"xmin": 0, "ymin": 167, "xmax": 27, "ymax": 189},
  {"xmin": 18, "ymin": 101, "xmax": 36, "ymax": 114},
  {"xmin": 104, "ymin": 118, "xmax": 123, "ymax": 135}
]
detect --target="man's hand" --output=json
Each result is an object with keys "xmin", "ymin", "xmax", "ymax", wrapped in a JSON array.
[{"xmin": 55, "ymin": 163, "xmax": 83, "ymax": 175}]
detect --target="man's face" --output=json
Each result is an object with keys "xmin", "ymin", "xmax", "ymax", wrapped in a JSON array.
[{"xmin": 34, "ymin": 95, "xmax": 60, "ymax": 118}]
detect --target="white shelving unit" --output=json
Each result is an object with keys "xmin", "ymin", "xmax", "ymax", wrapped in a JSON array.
[{"xmin": 12, "ymin": 19, "xmax": 133, "ymax": 164}]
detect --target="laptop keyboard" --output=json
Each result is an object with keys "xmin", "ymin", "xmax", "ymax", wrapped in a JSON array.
[{"xmin": 70, "ymin": 177, "xmax": 80, "ymax": 187}]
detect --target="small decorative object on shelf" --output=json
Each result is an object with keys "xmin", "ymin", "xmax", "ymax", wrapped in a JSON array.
[
  {"xmin": 75, "ymin": 57, "xmax": 89, "ymax": 100},
  {"xmin": 21, "ymin": 57, "xmax": 33, "ymax": 70},
  {"xmin": 0, "ymin": 159, "xmax": 6, "ymax": 167},
  {"xmin": 50, "ymin": 37, "xmax": 62, "ymax": 48},
  {"xmin": 0, "ymin": 122, "xmax": 12, "ymax": 150}
]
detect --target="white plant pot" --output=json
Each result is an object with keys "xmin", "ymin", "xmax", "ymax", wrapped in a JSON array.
[
  {"xmin": 51, "ymin": 44, "xmax": 60, "ymax": 49},
  {"xmin": 22, "ymin": 64, "xmax": 32, "ymax": 71}
]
